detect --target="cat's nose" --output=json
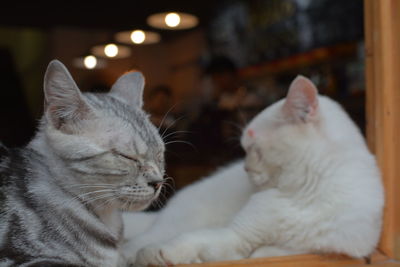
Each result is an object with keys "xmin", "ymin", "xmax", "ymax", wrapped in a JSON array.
[{"xmin": 147, "ymin": 181, "xmax": 162, "ymax": 190}]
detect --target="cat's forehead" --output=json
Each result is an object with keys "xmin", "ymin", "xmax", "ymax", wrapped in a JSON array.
[
  {"xmin": 246, "ymin": 101, "xmax": 283, "ymax": 129},
  {"xmin": 241, "ymin": 100, "xmax": 285, "ymax": 146},
  {"xmin": 83, "ymin": 93, "xmax": 164, "ymax": 153}
]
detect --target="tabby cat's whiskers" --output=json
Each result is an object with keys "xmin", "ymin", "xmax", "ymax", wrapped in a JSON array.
[
  {"xmin": 160, "ymin": 115, "xmax": 186, "ymax": 139},
  {"xmin": 157, "ymin": 102, "xmax": 180, "ymax": 132}
]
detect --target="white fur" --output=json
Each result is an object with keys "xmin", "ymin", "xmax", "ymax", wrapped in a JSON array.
[
  {"xmin": 123, "ymin": 76, "xmax": 384, "ymax": 265},
  {"xmin": 122, "ymin": 161, "xmax": 253, "ymax": 263}
]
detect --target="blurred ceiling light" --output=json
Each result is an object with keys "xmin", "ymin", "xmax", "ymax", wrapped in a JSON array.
[
  {"xmin": 165, "ymin": 13, "xmax": 180, "ymax": 27},
  {"xmin": 73, "ymin": 55, "xmax": 106, "ymax": 70},
  {"xmin": 131, "ymin": 30, "xmax": 145, "ymax": 44},
  {"xmin": 91, "ymin": 43, "xmax": 131, "ymax": 59},
  {"xmin": 104, "ymin": 43, "xmax": 118, "ymax": 57},
  {"xmin": 84, "ymin": 55, "xmax": 97, "ymax": 69},
  {"xmin": 147, "ymin": 12, "xmax": 198, "ymax": 30},
  {"xmin": 115, "ymin": 30, "xmax": 161, "ymax": 45}
]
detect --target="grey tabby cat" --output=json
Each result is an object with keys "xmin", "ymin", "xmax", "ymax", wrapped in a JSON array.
[{"xmin": 0, "ymin": 60, "xmax": 165, "ymax": 266}]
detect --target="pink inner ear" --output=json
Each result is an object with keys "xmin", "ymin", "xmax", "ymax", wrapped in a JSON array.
[{"xmin": 283, "ymin": 75, "xmax": 319, "ymax": 122}]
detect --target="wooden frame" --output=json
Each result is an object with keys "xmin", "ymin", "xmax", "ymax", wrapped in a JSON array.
[
  {"xmin": 175, "ymin": 1, "xmax": 400, "ymax": 266},
  {"xmin": 365, "ymin": 0, "xmax": 400, "ymax": 260}
]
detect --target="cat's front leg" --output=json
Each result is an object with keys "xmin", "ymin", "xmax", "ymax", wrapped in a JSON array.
[{"xmin": 136, "ymin": 228, "xmax": 253, "ymax": 265}]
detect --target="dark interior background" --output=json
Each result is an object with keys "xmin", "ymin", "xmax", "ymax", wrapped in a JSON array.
[{"xmin": 0, "ymin": 0, "xmax": 365, "ymax": 196}]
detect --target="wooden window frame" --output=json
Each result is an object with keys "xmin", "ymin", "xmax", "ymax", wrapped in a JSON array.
[{"xmin": 176, "ymin": 1, "xmax": 400, "ymax": 266}]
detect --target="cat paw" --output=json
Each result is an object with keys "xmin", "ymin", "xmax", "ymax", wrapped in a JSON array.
[
  {"xmin": 135, "ymin": 230, "xmax": 243, "ymax": 265},
  {"xmin": 135, "ymin": 245, "xmax": 168, "ymax": 266},
  {"xmin": 120, "ymin": 242, "xmax": 139, "ymax": 266},
  {"xmin": 136, "ymin": 241, "xmax": 203, "ymax": 266}
]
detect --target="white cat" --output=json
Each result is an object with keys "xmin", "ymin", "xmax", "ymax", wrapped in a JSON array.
[{"xmin": 122, "ymin": 76, "xmax": 384, "ymax": 266}]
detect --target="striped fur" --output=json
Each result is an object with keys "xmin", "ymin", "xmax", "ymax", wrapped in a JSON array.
[{"xmin": 0, "ymin": 61, "xmax": 165, "ymax": 266}]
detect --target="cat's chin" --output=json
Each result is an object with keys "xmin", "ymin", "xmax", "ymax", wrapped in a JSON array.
[{"xmin": 117, "ymin": 197, "xmax": 156, "ymax": 212}]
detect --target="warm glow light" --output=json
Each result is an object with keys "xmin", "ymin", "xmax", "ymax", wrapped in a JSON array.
[
  {"xmin": 115, "ymin": 30, "xmax": 160, "ymax": 45},
  {"xmin": 130, "ymin": 30, "xmax": 146, "ymax": 44},
  {"xmin": 83, "ymin": 55, "xmax": 97, "ymax": 69},
  {"xmin": 147, "ymin": 12, "xmax": 198, "ymax": 30},
  {"xmin": 73, "ymin": 56, "xmax": 106, "ymax": 69},
  {"xmin": 91, "ymin": 44, "xmax": 131, "ymax": 59},
  {"xmin": 104, "ymin": 44, "xmax": 118, "ymax": 57},
  {"xmin": 165, "ymin": 13, "xmax": 181, "ymax": 27}
]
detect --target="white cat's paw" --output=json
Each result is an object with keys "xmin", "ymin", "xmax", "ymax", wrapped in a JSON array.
[
  {"xmin": 135, "ymin": 244, "xmax": 166, "ymax": 266},
  {"xmin": 136, "ymin": 230, "xmax": 245, "ymax": 265},
  {"xmin": 121, "ymin": 241, "xmax": 141, "ymax": 265},
  {"xmin": 136, "ymin": 239, "xmax": 204, "ymax": 266},
  {"xmin": 122, "ymin": 234, "xmax": 163, "ymax": 266}
]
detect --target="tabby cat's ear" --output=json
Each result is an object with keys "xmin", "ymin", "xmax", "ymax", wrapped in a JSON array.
[
  {"xmin": 282, "ymin": 75, "xmax": 319, "ymax": 123},
  {"xmin": 44, "ymin": 60, "xmax": 92, "ymax": 129},
  {"xmin": 109, "ymin": 71, "xmax": 144, "ymax": 107}
]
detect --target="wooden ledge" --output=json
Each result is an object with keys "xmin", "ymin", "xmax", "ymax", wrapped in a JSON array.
[{"xmin": 174, "ymin": 251, "xmax": 393, "ymax": 267}]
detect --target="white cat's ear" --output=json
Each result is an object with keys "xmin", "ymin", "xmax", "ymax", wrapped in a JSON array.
[
  {"xmin": 44, "ymin": 60, "xmax": 93, "ymax": 128},
  {"xmin": 283, "ymin": 75, "xmax": 319, "ymax": 123},
  {"xmin": 109, "ymin": 71, "xmax": 144, "ymax": 107}
]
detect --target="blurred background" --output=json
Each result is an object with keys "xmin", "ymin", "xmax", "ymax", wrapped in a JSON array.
[{"xmin": 0, "ymin": 0, "xmax": 365, "ymax": 193}]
